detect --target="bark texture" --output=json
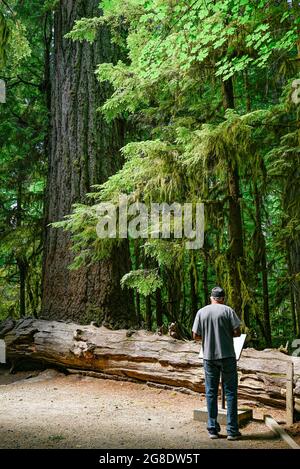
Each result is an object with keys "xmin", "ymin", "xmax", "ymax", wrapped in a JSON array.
[
  {"xmin": 2, "ymin": 317, "xmax": 300, "ymax": 411},
  {"xmin": 42, "ymin": 0, "xmax": 134, "ymax": 327}
]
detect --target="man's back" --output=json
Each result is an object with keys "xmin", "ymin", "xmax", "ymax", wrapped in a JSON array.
[{"xmin": 192, "ymin": 304, "xmax": 240, "ymax": 360}]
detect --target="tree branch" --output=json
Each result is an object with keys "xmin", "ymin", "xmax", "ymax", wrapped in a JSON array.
[
  {"xmin": 0, "ymin": 0, "xmax": 14, "ymax": 15},
  {"xmin": 16, "ymin": 75, "xmax": 40, "ymax": 88}
]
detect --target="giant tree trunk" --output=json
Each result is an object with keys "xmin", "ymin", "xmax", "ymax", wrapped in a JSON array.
[
  {"xmin": 42, "ymin": 0, "xmax": 134, "ymax": 328},
  {"xmin": 2, "ymin": 318, "xmax": 300, "ymax": 411}
]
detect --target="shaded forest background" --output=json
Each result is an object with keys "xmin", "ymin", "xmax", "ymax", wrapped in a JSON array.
[{"xmin": 0, "ymin": 0, "xmax": 300, "ymax": 350}]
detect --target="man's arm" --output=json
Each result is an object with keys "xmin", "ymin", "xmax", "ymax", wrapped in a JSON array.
[
  {"xmin": 229, "ymin": 309, "xmax": 241, "ymax": 337},
  {"xmin": 192, "ymin": 311, "xmax": 202, "ymax": 341}
]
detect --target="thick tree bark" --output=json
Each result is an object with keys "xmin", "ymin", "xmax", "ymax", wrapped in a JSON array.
[
  {"xmin": 1, "ymin": 317, "xmax": 300, "ymax": 411},
  {"xmin": 42, "ymin": 0, "xmax": 134, "ymax": 328}
]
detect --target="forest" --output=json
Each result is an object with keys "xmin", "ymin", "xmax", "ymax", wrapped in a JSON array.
[{"xmin": 0, "ymin": 0, "xmax": 300, "ymax": 351}]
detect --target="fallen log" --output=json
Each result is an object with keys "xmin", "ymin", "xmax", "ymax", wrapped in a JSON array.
[{"xmin": 1, "ymin": 317, "xmax": 300, "ymax": 411}]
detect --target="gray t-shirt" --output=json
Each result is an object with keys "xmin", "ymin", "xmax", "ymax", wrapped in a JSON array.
[{"xmin": 192, "ymin": 304, "xmax": 241, "ymax": 360}]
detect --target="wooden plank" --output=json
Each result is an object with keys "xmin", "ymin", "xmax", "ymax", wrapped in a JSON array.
[
  {"xmin": 286, "ymin": 361, "xmax": 294, "ymax": 426},
  {"xmin": 264, "ymin": 415, "xmax": 300, "ymax": 450},
  {"xmin": 194, "ymin": 408, "xmax": 253, "ymax": 426}
]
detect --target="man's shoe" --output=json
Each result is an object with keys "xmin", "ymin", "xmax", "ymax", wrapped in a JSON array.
[
  {"xmin": 227, "ymin": 432, "xmax": 242, "ymax": 441},
  {"xmin": 208, "ymin": 431, "xmax": 219, "ymax": 439}
]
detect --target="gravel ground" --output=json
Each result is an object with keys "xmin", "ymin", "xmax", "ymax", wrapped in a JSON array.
[{"xmin": 0, "ymin": 368, "xmax": 291, "ymax": 449}]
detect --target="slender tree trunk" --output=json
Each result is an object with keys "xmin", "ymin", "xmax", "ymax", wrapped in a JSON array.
[
  {"xmin": 16, "ymin": 175, "xmax": 26, "ymax": 317},
  {"xmin": 43, "ymin": 11, "xmax": 52, "ymax": 114},
  {"xmin": 134, "ymin": 240, "xmax": 141, "ymax": 325},
  {"xmin": 202, "ymin": 238, "xmax": 209, "ymax": 306},
  {"xmin": 189, "ymin": 258, "xmax": 198, "ymax": 315},
  {"xmin": 285, "ymin": 24, "xmax": 300, "ymax": 335},
  {"xmin": 182, "ymin": 276, "xmax": 186, "ymax": 322},
  {"xmin": 166, "ymin": 270, "xmax": 181, "ymax": 322},
  {"xmin": 27, "ymin": 280, "xmax": 37, "ymax": 319},
  {"xmin": 16, "ymin": 257, "xmax": 26, "ymax": 317},
  {"xmin": 244, "ymin": 70, "xmax": 251, "ymax": 112},
  {"xmin": 288, "ymin": 241, "xmax": 300, "ymax": 338},
  {"xmin": 155, "ymin": 288, "xmax": 163, "ymax": 327},
  {"xmin": 254, "ymin": 183, "xmax": 271, "ymax": 346},
  {"xmin": 135, "ymin": 292, "xmax": 141, "ymax": 326},
  {"xmin": 146, "ymin": 296, "xmax": 152, "ymax": 331},
  {"xmin": 222, "ymin": 78, "xmax": 244, "ymax": 315},
  {"xmin": 255, "ymin": 311, "xmax": 268, "ymax": 342},
  {"xmin": 227, "ymin": 161, "xmax": 243, "ymax": 314},
  {"xmin": 288, "ymin": 251, "xmax": 297, "ymax": 336},
  {"xmin": 289, "ymin": 19, "xmax": 300, "ymax": 336},
  {"xmin": 42, "ymin": 0, "xmax": 134, "ymax": 328}
]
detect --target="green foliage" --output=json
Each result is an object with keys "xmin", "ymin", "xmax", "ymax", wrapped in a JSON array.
[
  {"xmin": 0, "ymin": 2, "xmax": 31, "ymax": 72},
  {"xmin": 1, "ymin": 0, "xmax": 300, "ymax": 345},
  {"xmin": 0, "ymin": 12, "xmax": 10, "ymax": 69},
  {"xmin": 65, "ymin": 17, "xmax": 104, "ymax": 43},
  {"xmin": 52, "ymin": 204, "xmax": 117, "ymax": 269},
  {"xmin": 0, "ymin": 0, "xmax": 49, "ymax": 319},
  {"xmin": 82, "ymin": 0, "xmax": 299, "ymax": 124},
  {"xmin": 6, "ymin": 19, "xmax": 31, "ymax": 68},
  {"xmin": 121, "ymin": 269, "xmax": 162, "ymax": 296},
  {"xmin": 58, "ymin": 0, "xmax": 300, "ymax": 343}
]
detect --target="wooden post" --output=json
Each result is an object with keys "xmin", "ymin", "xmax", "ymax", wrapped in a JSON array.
[
  {"xmin": 265, "ymin": 415, "xmax": 300, "ymax": 449},
  {"xmin": 286, "ymin": 361, "xmax": 294, "ymax": 426}
]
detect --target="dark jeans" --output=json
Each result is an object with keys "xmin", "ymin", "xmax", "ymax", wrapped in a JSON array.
[{"xmin": 203, "ymin": 357, "xmax": 238, "ymax": 436}]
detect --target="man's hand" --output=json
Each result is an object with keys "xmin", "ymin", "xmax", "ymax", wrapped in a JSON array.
[
  {"xmin": 233, "ymin": 327, "xmax": 241, "ymax": 337},
  {"xmin": 193, "ymin": 332, "xmax": 201, "ymax": 341}
]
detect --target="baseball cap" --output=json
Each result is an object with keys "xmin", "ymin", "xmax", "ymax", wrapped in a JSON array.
[{"xmin": 211, "ymin": 286, "xmax": 225, "ymax": 298}]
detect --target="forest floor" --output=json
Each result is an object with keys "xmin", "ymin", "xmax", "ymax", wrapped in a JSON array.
[{"xmin": 0, "ymin": 367, "xmax": 295, "ymax": 449}]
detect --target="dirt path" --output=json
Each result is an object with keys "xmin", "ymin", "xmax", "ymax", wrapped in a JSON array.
[{"xmin": 0, "ymin": 368, "xmax": 290, "ymax": 449}]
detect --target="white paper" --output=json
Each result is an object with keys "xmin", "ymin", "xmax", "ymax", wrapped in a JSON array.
[
  {"xmin": 0, "ymin": 339, "xmax": 6, "ymax": 364},
  {"xmin": 233, "ymin": 334, "xmax": 247, "ymax": 360},
  {"xmin": 198, "ymin": 334, "xmax": 247, "ymax": 361}
]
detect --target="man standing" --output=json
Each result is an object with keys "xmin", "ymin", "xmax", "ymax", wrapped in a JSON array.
[{"xmin": 192, "ymin": 286, "xmax": 241, "ymax": 440}]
